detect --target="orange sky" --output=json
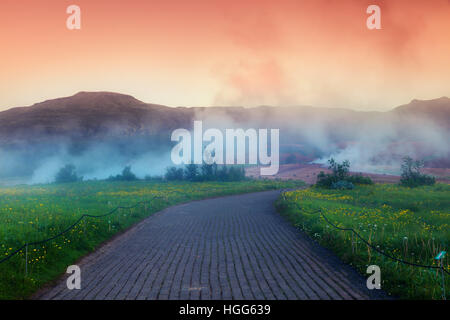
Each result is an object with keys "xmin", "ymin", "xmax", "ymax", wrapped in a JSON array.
[{"xmin": 0, "ymin": 0, "xmax": 449, "ymax": 110}]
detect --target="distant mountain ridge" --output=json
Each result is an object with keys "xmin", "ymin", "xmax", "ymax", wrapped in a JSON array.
[
  {"xmin": 0, "ymin": 92, "xmax": 448, "ymax": 180},
  {"xmin": 0, "ymin": 92, "xmax": 448, "ymax": 144}
]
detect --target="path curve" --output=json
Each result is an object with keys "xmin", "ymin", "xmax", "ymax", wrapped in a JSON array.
[{"xmin": 38, "ymin": 190, "xmax": 386, "ymax": 300}]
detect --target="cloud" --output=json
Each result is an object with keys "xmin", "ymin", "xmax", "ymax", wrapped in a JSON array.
[{"xmin": 212, "ymin": 59, "xmax": 298, "ymax": 107}]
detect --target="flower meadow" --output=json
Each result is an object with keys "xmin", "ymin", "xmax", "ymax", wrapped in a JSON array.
[
  {"xmin": 0, "ymin": 179, "xmax": 305, "ymax": 299},
  {"xmin": 276, "ymin": 184, "xmax": 449, "ymax": 299}
]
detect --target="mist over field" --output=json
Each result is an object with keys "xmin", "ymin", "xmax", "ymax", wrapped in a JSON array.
[
  {"xmin": 0, "ymin": 92, "xmax": 448, "ymax": 184},
  {"xmin": 27, "ymin": 145, "xmax": 172, "ymax": 184},
  {"xmin": 312, "ymin": 113, "xmax": 450, "ymax": 174},
  {"xmin": 0, "ymin": 140, "xmax": 173, "ymax": 184}
]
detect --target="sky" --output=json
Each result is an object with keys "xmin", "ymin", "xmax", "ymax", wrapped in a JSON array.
[{"xmin": 0, "ymin": 0, "xmax": 449, "ymax": 111}]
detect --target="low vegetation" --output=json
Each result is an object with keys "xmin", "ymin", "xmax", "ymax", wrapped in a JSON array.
[
  {"xmin": 54, "ymin": 164, "xmax": 83, "ymax": 183},
  {"xmin": 316, "ymin": 158, "xmax": 373, "ymax": 189},
  {"xmin": 107, "ymin": 166, "xmax": 138, "ymax": 181},
  {"xmin": 54, "ymin": 163, "xmax": 246, "ymax": 184},
  {"xmin": 165, "ymin": 163, "xmax": 246, "ymax": 182},
  {"xmin": 0, "ymin": 179, "xmax": 305, "ymax": 299},
  {"xmin": 400, "ymin": 156, "xmax": 436, "ymax": 187},
  {"xmin": 276, "ymin": 184, "xmax": 449, "ymax": 299}
]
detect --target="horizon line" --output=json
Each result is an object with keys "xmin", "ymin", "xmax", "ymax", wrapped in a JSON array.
[{"xmin": 1, "ymin": 90, "xmax": 448, "ymax": 114}]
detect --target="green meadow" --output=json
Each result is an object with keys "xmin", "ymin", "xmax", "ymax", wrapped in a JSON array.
[
  {"xmin": 276, "ymin": 184, "xmax": 450, "ymax": 299},
  {"xmin": 0, "ymin": 179, "xmax": 305, "ymax": 299}
]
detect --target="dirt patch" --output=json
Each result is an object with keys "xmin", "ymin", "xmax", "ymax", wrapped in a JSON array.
[{"xmin": 246, "ymin": 163, "xmax": 450, "ymax": 184}]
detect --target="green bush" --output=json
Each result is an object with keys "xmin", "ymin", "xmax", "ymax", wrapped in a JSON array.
[
  {"xmin": 316, "ymin": 159, "xmax": 372, "ymax": 188},
  {"xmin": 220, "ymin": 166, "xmax": 246, "ymax": 181},
  {"xmin": 200, "ymin": 163, "xmax": 215, "ymax": 181},
  {"xmin": 347, "ymin": 174, "xmax": 373, "ymax": 185},
  {"xmin": 331, "ymin": 180, "xmax": 354, "ymax": 190},
  {"xmin": 165, "ymin": 164, "xmax": 246, "ymax": 182},
  {"xmin": 54, "ymin": 164, "xmax": 82, "ymax": 183},
  {"xmin": 108, "ymin": 166, "xmax": 138, "ymax": 181},
  {"xmin": 328, "ymin": 158, "xmax": 350, "ymax": 180},
  {"xmin": 400, "ymin": 156, "xmax": 435, "ymax": 187},
  {"xmin": 165, "ymin": 166, "xmax": 184, "ymax": 181},
  {"xmin": 143, "ymin": 175, "xmax": 163, "ymax": 181},
  {"xmin": 184, "ymin": 164, "xmax": 199, "ymax": 181},
  {"xmin": 316, "ymin": 171, "xmax": 337, "ymax": 188}
]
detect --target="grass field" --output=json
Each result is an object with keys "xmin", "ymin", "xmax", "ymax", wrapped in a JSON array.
[
  {"xmin": 276, "ymin": 184, "xmax": 450, "ymax": 299},
  {"xmin": 0, "ymin": 179, "xmax": 305, "ymax": 300}
]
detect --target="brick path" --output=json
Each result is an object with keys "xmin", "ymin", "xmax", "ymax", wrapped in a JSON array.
[{"xmin": 38, "ymin": 190, "xmax": 385, "ymax": 300}]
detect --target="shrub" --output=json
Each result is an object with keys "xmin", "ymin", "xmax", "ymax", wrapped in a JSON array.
[
  {"xmin": 108, "ymin": 166, "xmax": 138, "ymax": 181},
  {"xmin": 224, "ymin": 166, "xmax": 246, "ymax": 181},
  {"xmin": 316, "ymin": 158, "xmax": 372, "ymax": 188},
  {"xmin": 165, "ymin": 164, "xmax": 245, "ymax": 182},
  {"xmin": 316, "ymin": 171, "xmax": 337, "ymax": 188},
  {"xmin": 184, "ymin": 164, "xmax": 199, "ymax": 181},
  {"xmin": 400, "ymin": 156, "xmax": 435, "ymax": 187},
  {"xmin": 120, "ymin": 166, "xmax": 138, "ymax": 181},
  {"xmin": 316, "ymin": 158, "xmax": 349, "ymax": 188},
  {"xmin": 328, "ymin": 158, "xmax": 350, "ymax": 180},
  {"xmin": 144, "ymin": 175, "xmax": 163, "ymax": 181},
  {"xmin": 347, "ymin": 174, "xmax": 373, "ymax": 185},
  {"xmin": 165, "ymin": 166, "xmax": 184, "ymax": 181},
  {"xmin": 200, "ymin": 163, "xmax": 215, "ymax": 181},
  {"xmin": 54, "ymin": 164, "xmax": 82, "ymax": 183},
  {"xmin": 331, "ymin": 180, "xmax": 354, "ymax": 190}
]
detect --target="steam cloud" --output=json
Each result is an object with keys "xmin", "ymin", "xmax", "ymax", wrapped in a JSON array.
[
  {"xmin": 0, "ymin": 141, "xmax": 173, "ymax": 185},
  {"xmin": 0, "ymin": 98, "xmax": 448, "ymax": 185}
]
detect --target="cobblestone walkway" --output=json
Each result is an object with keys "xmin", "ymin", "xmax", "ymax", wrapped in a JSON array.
[{"xmin": 39, "ymin": 190, "xmax": 385, "ymax": 300}]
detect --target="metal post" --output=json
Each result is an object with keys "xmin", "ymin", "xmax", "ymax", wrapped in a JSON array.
[
  {"xmin": 435, "ymin": 251, "xmax": 446, "ymax": 300},
  {"xmin": 25, "ymin": 243, "xmax": 28, "ymax": 277},
  {"xmin": 351, "ymin": 232, "xmax": 354, "ymax": 254},
  {"xmin": 440, "ymin": 260, "xmax": 446, "ymax": 300}
]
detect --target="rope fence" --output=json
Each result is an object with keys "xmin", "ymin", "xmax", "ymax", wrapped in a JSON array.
[
  {"xmin": 1, "ymin": 190, "xmax": 447, "ymax": 299},
  {"xmin": 285, "ymin": 197, "xmax": 448, "ymax": 299},
  {"xmin": 294, "ymin": 205, "xmax": 449, "ymax": 275},
  {"xmin": 0, "ymin": 195, "xmax": 165, "ymax": 265}
]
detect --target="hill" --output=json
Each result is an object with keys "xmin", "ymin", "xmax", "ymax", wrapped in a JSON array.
[{"xmin": 0, "ymin": 92, "xmax": 448, "ymax": 182}]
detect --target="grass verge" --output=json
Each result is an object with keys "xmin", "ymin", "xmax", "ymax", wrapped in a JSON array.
[
  {"xmin": 0, "ymin": 179, "xmax": 305, "ymax": 299},
  {"xmin": 276, "ymin": 183, "xmax": 449, "ymax": 299}
]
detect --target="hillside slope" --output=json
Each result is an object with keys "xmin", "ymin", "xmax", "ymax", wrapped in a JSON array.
[{"xmin": 0, "ymin": 92, "xmax": 448, "ymax": 181}]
